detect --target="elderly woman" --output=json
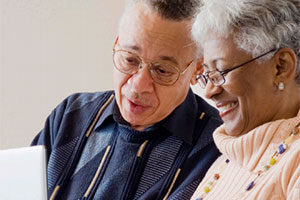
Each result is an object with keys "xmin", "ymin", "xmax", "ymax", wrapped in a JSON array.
[{"xmin": 190, "ymin": 0, "xmax": 300, "ymax": 199}]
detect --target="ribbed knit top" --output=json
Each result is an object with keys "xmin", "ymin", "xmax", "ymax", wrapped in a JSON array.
[{"xmin": 191, "ymin": 110, "xmax": 300, "ymax": 200}]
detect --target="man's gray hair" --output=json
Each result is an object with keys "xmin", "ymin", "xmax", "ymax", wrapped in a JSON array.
[
  {"xmin": 192, "ymin": 0, "xmax": 300, "ymax": 83},
  {"xmin": 125, "ymin": 0, "xmax": 201, "ymax": 21}
]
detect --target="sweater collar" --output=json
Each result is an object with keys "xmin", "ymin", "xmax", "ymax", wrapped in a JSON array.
[
  {"xmin": 213, "ymin": 110, "xmax": 300, "ymax": 170},
  {"xmin": 158, "ymin": 88, "xmax": 198, "ymax": 145},
  {"xmin": 94, "ymin": 89, "xmax": 198, "ymax": 145}
]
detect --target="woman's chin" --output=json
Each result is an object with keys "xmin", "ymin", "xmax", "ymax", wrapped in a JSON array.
[{"xmin": 224, "ymin": 124, "xmax": 245, "ymax": 137}]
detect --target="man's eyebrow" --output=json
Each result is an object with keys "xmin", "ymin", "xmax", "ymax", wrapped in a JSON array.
[
  {"xmin": 121, "ymin": 45, "xmax": 178, "ymax": 65},
  {"xmin": 120, "ymin": 44, "xmax": 179, "ymax": 65},
  {"xmin": 122, "ymin": 44, "xmax": 140, "ymax": 51},
  {"xmin": 159, "ymin": 56, "xmax": 179, "ymax": 65}
]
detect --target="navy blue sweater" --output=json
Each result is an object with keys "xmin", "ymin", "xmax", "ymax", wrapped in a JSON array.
[{"xmin": 32, "ymin": 89, "xmax": 222, "ymax": 200}]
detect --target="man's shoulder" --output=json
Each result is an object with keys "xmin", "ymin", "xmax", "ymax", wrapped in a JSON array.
[
  {"xmin": 60, "ymin": 90, "xmax": 114, "ymax": 114},
  {"xmin": 193, "ymin": 93, "xmax": 221, "ymax": 122},
  {"xmin": 189, "ymin": 93, "xmax": 222, "ymax": 147}
]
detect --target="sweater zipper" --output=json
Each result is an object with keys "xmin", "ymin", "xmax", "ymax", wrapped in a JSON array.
[
  {"xmin": 121, "ymin": 140, "xmax": 150, "ymax": 200},
  {"xmin": 156, "ymin": 143, "xmax": 188, "ymax": 200},
  {"xmin": 157, "ymin": 112, "xmax": 209, "ymax": 200}
]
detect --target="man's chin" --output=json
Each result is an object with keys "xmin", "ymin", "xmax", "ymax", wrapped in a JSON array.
[{"xmin": 122, "ymin": 115, "xmax": 149, "ymax": 131}]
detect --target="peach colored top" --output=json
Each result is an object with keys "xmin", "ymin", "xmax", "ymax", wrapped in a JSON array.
[{"xmin": 191, "ymin": 110, "xmax": 300, "ymax": 200}]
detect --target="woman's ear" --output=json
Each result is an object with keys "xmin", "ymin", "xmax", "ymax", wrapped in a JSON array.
[
  {"xmin": 191, "ymin": 57, "xmax": 204, "ymax": 85},
  {"xmin": 273, "ymin": 48, "xmax": 297, "ymax": 84}
]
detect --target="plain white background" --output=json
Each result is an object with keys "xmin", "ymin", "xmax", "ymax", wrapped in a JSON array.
[{"xmin": 0, "ymin": 0, "xmax": 208, "ymax": 150}]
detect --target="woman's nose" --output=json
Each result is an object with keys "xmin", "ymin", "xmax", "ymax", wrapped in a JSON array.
[{"xmin": 204, "ymin": 80, "xmax": 222, "ymax": 99}]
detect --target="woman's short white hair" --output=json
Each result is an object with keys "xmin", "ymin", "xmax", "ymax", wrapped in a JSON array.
[{"xmin": 192, "ymin": 0, "xmax": 300, "ymax": 83}]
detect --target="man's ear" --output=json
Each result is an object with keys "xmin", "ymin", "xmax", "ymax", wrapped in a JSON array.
[
  {"xmin": 190, "ymin": 58, "xmax": 204, "ymax": 85},
  {"xmin": 273, "ymin": 48, "xmax": 297, "ymax": 84}
]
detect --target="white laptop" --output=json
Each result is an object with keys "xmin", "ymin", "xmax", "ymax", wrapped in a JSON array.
[{"xmin": 0, "ymin": 145, "xmax": 48, "ymax": 200}]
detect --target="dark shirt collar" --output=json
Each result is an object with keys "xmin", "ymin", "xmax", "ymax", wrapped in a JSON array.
[
  {"xmin": 94, "ymin": 88, "xmax": 197, "ymax": 145},
  {"xmin": 158, "ymin": 88, "xmax": 197, "ymax": 145}
]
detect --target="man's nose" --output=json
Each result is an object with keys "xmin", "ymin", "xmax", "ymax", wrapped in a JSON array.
[{"xmin": 127, "ymin": 64, "xmax": 154, "ymax": 93}]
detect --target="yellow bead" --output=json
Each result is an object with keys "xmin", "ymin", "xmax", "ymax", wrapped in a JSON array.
[
  {"xmin": 204, "ymin": 186, "xmax": 210, "ymax": 194},
  {"xmin": 269, "ymin": 157, "xmax": 277, "ymax": 165}
]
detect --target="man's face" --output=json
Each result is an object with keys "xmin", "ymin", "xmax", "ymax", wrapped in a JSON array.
[{"xmin": 113, "ymin": 2, "xmax": 197, "ymax": 131}]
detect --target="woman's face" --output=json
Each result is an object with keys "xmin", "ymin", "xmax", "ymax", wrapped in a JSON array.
[{"xmin": 202, "ymin": 34, "xmax": 283, "ymax": 136}]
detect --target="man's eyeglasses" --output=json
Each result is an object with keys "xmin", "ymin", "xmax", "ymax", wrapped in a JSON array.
[
  {"xmin": 196, "ymin": 48, "xmax": 278, "ymax": 88},
  {"xmin": 112, "ymin": 37, "xmax": 194, "ymax": 86}
]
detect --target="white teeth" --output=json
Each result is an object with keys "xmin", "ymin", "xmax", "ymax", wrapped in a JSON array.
[{"xmin": 218, "ymin": 102, "xmax": 237, "ymax": 112}]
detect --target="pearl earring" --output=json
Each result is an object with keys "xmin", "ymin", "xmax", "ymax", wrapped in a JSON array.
[{"xmin": 278, "ymin": 82, "xmax": 284, "ymax": 91}]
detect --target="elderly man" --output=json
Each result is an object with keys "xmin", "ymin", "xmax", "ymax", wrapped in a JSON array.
[{"xmin": 32, "ymin": 0, "xmax": 222, "ymax": 199}]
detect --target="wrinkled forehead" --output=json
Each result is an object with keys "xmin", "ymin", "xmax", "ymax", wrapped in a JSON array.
[{"xmin": 202, "ymin": 34, "xmax": 250, "ymax": 67}]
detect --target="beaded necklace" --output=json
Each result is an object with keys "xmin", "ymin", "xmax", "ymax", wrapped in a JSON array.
[{"xmin": 195, "ymin": 122, "xmax": 300, "ymax": 200}]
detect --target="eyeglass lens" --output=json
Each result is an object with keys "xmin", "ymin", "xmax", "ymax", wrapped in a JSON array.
[
  {"xmin": 113, "ymin": 50, "xmax": 180, "ymax": 85},
  {"xmin": 197, "ymin": 71, "xmax": 225, "ymax": 88}
]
